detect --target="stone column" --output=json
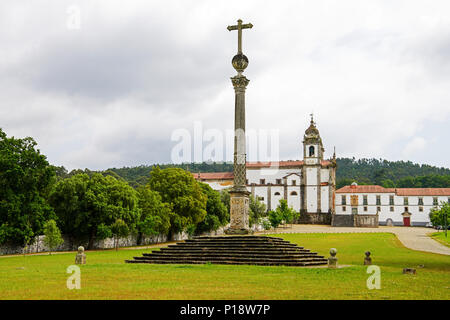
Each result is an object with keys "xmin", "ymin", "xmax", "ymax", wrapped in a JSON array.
[{"xmin": 226, "ymin": 59, "xmax": 251, "ymax": 235}]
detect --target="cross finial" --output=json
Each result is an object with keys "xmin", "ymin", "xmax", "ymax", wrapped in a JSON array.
[{"xmin": 227, "ymin": 19, "xmax": 253, "ymax": 54}]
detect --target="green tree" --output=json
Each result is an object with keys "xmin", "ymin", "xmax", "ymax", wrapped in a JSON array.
[
  {"xmin": 430, "ymin": 202, "xmax": 450, "ymax": 236},
  {"xmin": 49, "ymin": 173, "xmax": 139, "ymax": 249},
  {"xmin": 249, "ymin": 195, "xmax": 267, "ymax": 227},
  {"xmin": 136, "ymin": 185, "xmax": 172, "ymax": 243},
  {"xmin": 220, "ymin": 189, "xmax": 231, "ymax": 214},
  {"xmin": 268, "ymin": 210, "xmax": 283, "ymax": 229},
  {"xmin": 0, "ymin": 128, "xmax": 56, "ymax": 246},
  {"xmin": 111, "ymin": 219, "xmax": 129, "ymax": 251},
  {"xmin": 148, "ymin": 167, "xmax": 206, "ymax": 240},
  {"xmin": 275, "ymin": 199, "xmax": 298, "ymax": 227},
  {"xmin": 42, "ymin": 219, "xmax": 64, "ymax": 254},
  {"xmin": 196, "ymin": 183, "xmax": 228, "ymax": 234}
]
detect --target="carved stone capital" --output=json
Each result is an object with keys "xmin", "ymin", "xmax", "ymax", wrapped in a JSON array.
[{"xmin": 231, "ymin": 75, "xmax": 249, "ymax": 90}]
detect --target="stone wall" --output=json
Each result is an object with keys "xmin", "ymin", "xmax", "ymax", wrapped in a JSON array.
[
  {"xmin": 296, "ymin": 212, "xmax": 331, "ymax": 225},
  {"xmin": 331, "ymin": 214, "xmax": 354, "ymax": 227},
  {"xmin": 354, "ymin": 214, "xmax": 379, "ymax": 228}
]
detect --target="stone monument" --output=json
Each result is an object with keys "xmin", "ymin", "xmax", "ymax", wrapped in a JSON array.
[
  {"xmin": 225, "ymin": 19, "xmax": 253, "ymax": 235},
  {"xmin": 364, "ymin": 251, "xmax": 372, "ymax": 265},
  {"xmin": 328, "ymin": 248, "xmax": 338, "ymax": 268},
  {"xmin": 75, "ymin": 246, "xmax": 86, "ymax": 264}
]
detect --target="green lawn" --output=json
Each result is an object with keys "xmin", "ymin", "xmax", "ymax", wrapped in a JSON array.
[
  {"xmin": 430, "ymin": 232, "xmax": 450, "ymax": 248},
  {"xmin": 0, "ymin": 233, "xmax": 449, "ymax": 300}
]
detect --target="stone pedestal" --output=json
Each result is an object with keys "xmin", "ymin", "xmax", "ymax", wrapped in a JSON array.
[
  {"xmin": 328, "ymin": 248, "xmax": 338, "ymax": 269},
  {"xmin": 225, "ymin": 190, "xmax": 251, "ymax": 234},
  {"xmin": 75, "ymin": 246, "xmax": 86, "ymax": 265}
]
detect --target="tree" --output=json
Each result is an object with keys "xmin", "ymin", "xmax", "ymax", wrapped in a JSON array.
[
  {"xmin": 147, "ymin": 167, "xmax": 206, "ymax": 240},
  {"xmin": 111, "ymin": 219, "xmax": 129, "ymax": 251},
  {"xmin": 275, "ymin": 199, "xmax": 298, "ymax": 227},
  {"xmin": 261, "ymin": 218, "xmax": 272, "ymax": 234},
  {"xmin": 249, "ymin": 195, "xmax": 267, "ymax": 227},
  {"xmin": 49, "ymin": 173, "xmax": 139, "ymax": 249},
  {"xmin": 42, "ymin": 219, "xmax": 64, "ymax": 254},
  {"xmin": 0, "ymin": 128, "xmax": 56, "ymax": 246},
  {"xmin": 196, "ymin": 183, "xmax": 228, "ymax": 234},
  {"xmin": 430, "ymin": 202, "xmax": 450, "ymax": 237},
  {"xmin": 268, "ymin": 210, "xmax": 283, "ymax": 229},
  {"xmin": 220, "ymin": 189, "xmax": 231, "ymax": 214},
  {"xmin": 136, "ymin": 185, "xmax": 172, "ymax": 243}
]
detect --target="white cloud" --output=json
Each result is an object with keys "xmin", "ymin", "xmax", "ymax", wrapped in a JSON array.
[{"xmin": 0, "ymin": 0, "xmax": 449, "ymax": 170}]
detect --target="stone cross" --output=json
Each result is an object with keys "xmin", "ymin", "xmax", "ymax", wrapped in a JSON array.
[
  {"xmin": 225, "ymin": 19, "xmax": 253, "ymax": 235},
  {"xmin": 227, "ymin": 19, "xmax": 253, "ymax": 54},
  {"xmin": 75, "ymin": 246, "xmax": 86, "ymax": 264}
]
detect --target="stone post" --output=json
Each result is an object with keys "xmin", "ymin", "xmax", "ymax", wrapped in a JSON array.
[{"xmin": 225, "ymin": 20, "xmax": 253, "ymax": 235}]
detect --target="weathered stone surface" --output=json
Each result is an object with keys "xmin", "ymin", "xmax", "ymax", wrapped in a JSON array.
[
  {"xmin": 75, "ymin": 246, "xmax": 86, "ymax": 264},
  {"xmin": 126, "ymin": 235, "xmax": 327, "ymax": 267},
  {"xmin": 328, "ymin": 248, "xmax": 338, "ymax": 268},
  {"xmin": 364, "ymin": 251, "xmax": 372, "ymax": 265},
  {"xmin": 403, "ymin": 268, "xmax": 416, "ymax": 275}
]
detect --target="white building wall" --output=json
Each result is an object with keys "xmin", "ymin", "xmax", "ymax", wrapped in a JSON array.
[
  {"xmin": 321, "ymin": 186, "xmax": 329, "ymax": 212},
  {"xmin": 335, "ymin": 193, "xmax": 450, "ymax": 226}
]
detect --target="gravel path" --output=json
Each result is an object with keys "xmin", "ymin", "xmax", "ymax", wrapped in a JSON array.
[{"xmin": 258, "ymin": 225, "xmax": 450, "ymax": 256}]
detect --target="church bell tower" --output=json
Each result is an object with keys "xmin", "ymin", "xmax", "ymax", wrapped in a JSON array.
[{"xmin": 303, "ymin": 115, "xmax": 324, "ymax": 165}]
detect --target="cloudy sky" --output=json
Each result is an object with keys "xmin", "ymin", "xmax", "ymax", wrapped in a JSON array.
[{"xmin": 1, "ymin": 0, "xmax": 449, "ymax": 170}]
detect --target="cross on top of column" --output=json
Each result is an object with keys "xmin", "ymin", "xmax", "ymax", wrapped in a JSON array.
[{"xmin": 227, "ymin": 19, "xmax": 253, "ymax": 54}]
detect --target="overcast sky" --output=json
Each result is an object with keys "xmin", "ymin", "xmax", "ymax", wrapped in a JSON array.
[{"xmin": 1, "ymin": 0, "xmax": 449, "ymax": 170}]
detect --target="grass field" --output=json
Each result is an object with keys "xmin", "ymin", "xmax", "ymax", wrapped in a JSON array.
[
  {"xmin": 430, "ymin": 232, "xmax": 450, "ymax": 248},
  {"xmin": 0, "ymin": 233, "xmax": 449, "ymax": 300}
]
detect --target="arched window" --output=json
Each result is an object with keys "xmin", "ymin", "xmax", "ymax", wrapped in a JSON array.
[
  {"xmin": 309, "ymin": 146, "xmax": 315, "ymax": 157},
  {"xmin": 274, "ymin": 192, "xmax": 280, "ymax": 196},
  {"xmin": 290, "ymin": 191, "xmax": 298, "ymax": 196}
]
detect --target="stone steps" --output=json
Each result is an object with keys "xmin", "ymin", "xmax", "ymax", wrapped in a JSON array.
[{"xmin": 125, "ymin": 235, "xmax": 327, "ymax": 267}]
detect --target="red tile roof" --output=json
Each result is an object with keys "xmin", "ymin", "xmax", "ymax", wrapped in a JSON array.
[
  {"xmin": 336, "ymin": 185, "xmax": 450, "ymax": 196},
  {"xmin": 246, "ymin": 160, "xmax": 332, "ymax": 168},
  {"xmin": 395, "ymin": 188, "xmax": 450, "ymax": 196},
  {"xmin": 193, "ymin": 172, "xmax": 234, "ymax": 180},
  {"xmin": 336, "ymin": 185, "xmax": 394, "ymax": 194}
]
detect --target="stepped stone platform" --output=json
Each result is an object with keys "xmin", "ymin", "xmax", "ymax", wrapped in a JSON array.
[{"xmin": 125, "ymin": 235, "xmax": 327, "ymax": 267}]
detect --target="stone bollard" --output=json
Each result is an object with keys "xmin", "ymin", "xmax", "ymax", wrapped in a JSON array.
[
  {"xmin": 403, "ymin": 268, "xmax": 416, "ymax": 275},
  {"xmin": 75, "ymin": 246, "xmax": 86, "ymax": 265},
  {"xmin": 328, "ymin": 248, "xmax": 338, "ymax": 269},
  {"xmin": 364, "ymin": 251, "xmax": 372, "ymax": 265}
]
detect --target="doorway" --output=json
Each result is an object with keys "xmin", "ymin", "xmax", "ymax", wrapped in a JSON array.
[{"xmin": 403, "ymin": 216, "xmax": 411, "ymax": 227}]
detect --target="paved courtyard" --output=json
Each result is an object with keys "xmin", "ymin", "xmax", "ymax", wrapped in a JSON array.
[{"xmin": 258, "ymin": 225, "xmax": 450, "ymax": 256}]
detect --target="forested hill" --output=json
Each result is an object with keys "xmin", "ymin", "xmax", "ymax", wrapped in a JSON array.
[
  {"xmin": 99, "ymin": 158, "xmax": 450, "ymax": 189},
  {"xmin": 335, "ymin": 158, "xmax": 450, "ymax": 188}
]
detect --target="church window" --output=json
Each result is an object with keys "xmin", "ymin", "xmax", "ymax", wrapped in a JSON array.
[
  {"xmin": 342, "ymin": 206, "xmax": 346, "ymax": 212},
  {"xmin": 433, "ymin": 197, "xmax": 438, "ymax": 206},
  {"xmin": 290, "ymin": 191, "xmax": 298, "ymax": 196},
  {"xmin": 363, "ymin": 195, "xmax": 368, "ymax": 205},
  {"xmin": 292, "ymin": 180, "xmax": 296, "ymax": 186},
  {"xmin": 377, "ymin": 206, "xmax": 381, "ymax": 213},
  {"xmin": 418, "ymin": 197, "xmax": 423, "ymax": 205},
  {"xmin": 364, "ymin": 206, "xmax": 367, "ymax": 212},
  {"xmin": 389, "ymin": 195, "xmax": 394, "ymax": 205},
  {"xmin": 352, "ymin": 207, "xmax": 358, "ymax": 214},
  {"xmin": 258, "ymin": 196, "xmax": 264, "ymax": 201},
  {"xmin": 390, "ymin": 206, "xmax": 394, "ymax": 212},
  {"xmin": 309, "ymin": 146, "xmax": 315, "ymax": 157},
  {"xmin": 276, "ymin": 179, "xmax": 282, "ymax": 184},
  {"xmin": 376, "ymin": 195, "xmax": 381, "ymax": 205},
  {"xmin": 260, "ymin": 179, "xmax": 265, "ymax": 185},
  {"xmin": 274, "ymin": 192, "xmax": 280, "ymax": 196},
  {"xmin": 341, "ymin": 195, "xmax": 346, "ymax": 205},
  {"xmin": 403, "ymin": 197, "xmax": 409, "ymax": 205},
  {"xmin": 419, "ymin": 206, "xmax": 423, "ymax": 212},
  {"xmin": 404, "ymin": 206, "xmax": 408, "ymax": 212}
]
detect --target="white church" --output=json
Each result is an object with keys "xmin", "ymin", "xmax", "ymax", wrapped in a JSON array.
[
  {"xmin": 195, "ymin": 117, "xmax": 337, "ymax": 224},
  {"xmin": 194, "ymin": 116, "xmax": 450, "ymax": 227}
]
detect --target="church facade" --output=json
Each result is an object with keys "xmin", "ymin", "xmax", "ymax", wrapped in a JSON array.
[{"xmin": 195, "ymin": 118, "xmax": 337, "ymax": 224}]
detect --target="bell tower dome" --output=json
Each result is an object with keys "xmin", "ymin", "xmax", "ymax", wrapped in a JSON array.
[{"xmin": 303, "ymin": 114, "xmax": 324, "ymax": 165}]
